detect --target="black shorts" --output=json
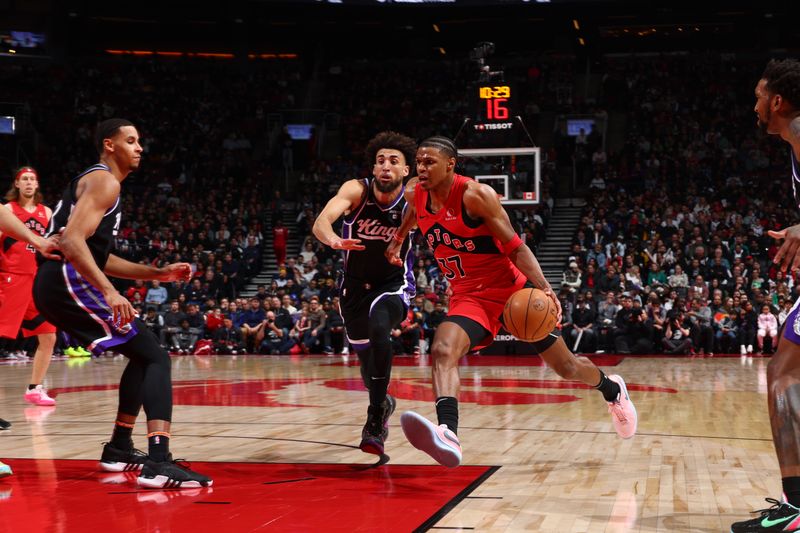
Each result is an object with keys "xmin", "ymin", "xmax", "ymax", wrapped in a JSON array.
[
  {"xmin": 339, "ymin": 278, "xmax": 409, "ymax": 349},
  {"xmin": 33, "ymin": 261, "xmax": 140, "ymax": 355}
]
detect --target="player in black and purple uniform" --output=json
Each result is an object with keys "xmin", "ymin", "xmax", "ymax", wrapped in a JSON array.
[
  {"xmin": 34, "ymin": 118, "xmax": 211, "ymax": 489},
  {"xmin": 731, "ymin": 59, "xmax": 800, "ymax": 533},
  {"xmin": 313, "ymin": 131, "xmax": 417, "ymax": 456}
]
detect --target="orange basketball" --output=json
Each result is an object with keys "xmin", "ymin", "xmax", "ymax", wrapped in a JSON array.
[{"xmin": 502, "ymin": 288, "xmax": 558, "ymax": 342}]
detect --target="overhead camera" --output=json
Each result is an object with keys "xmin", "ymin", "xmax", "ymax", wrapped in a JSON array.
[
  {"xmin": 469, "ymin": 42, "xmax": 504, "ymax": 83},
  {"xmin": 469, "ymin": 41, "xmax": 495, "ymax": 66}
]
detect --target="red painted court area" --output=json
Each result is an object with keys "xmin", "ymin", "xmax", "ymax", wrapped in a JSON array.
[{"xmin": 0, "ymin": 459, "xmax": 495, "ymax": 533}]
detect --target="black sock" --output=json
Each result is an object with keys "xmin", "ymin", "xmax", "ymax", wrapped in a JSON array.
[
  {"xmin": 783, "ymin": 477, "xmax": 800, "ymax": 507},
  {"xmin": 110, "ymin": 421, "xmax": 134, "ymax": 450},
  {"xmin": 435, "ymin": 397, "xmax": 459, "ymax": 434},
  {"xmin": 369, "ymin": 377, "xmax": 389, "ymax": 408},
  {"xmin": 28, "ymin": 384, "xmax": 38, "ymax": 390},
  {"xmin": 148, "ymin": 432, "xmax": 170, "ymax": 462},
  {"xmin": 595, "ymin": 371, "xmax": 620, "ymax": 402}
]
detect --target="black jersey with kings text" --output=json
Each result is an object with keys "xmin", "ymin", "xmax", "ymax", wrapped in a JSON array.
[
  {"xmin": 44, "ymin": 163, "xmax": 121, "ymax": 270},
  {"xmin": 340, "ymin": 179, "xmax": 415, "ymax": 304}
]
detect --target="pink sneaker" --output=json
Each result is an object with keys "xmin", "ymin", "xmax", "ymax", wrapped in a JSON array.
[
  {"xmin": 607, "ymin": 375, "xmax": 637, "ymax": 439},
  {"xmin": 400, "ymin": 411, "xmax": 462, "ymax": 467},
  {"xmin": 24, "ymin": 385, "xmax": 56, "ymax": 407}
]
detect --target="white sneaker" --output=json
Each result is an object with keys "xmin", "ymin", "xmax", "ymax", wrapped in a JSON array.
[
  {"xmin": 607, "ymin": 375, "xmax": 637, "ymax": 439},
  {"xmin": 740, "ymin": 345, "xmax": 747, "ymax": 355},
  {"xmin": 24, "ymin": 385, "xmax": 56, "ymax": 406},
  {"xmin": 341, "ymin": 346, "xmax": 349, "ymax": 355},
  {"xmin": 747, "ymin": 344, "xmax": 753, "ymax": 354},
  {"xmin": 400, "ymin": 411, "xmax": 462, "ymax": 467}
]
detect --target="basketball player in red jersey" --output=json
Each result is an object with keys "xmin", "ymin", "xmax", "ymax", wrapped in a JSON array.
[
  {"xmin": 385, "ymin": 136, "xmax": 637, "ymax": 467},
  {"xmin": 0, "ymin": 191, "xmax": 59, "ymax": 479},
  {"xmin": 730, "ymin": 59, "xmax": 800, "ymax": 533},
  {"xmin": 0, "ymin": 167, "xmax": 58, "ymax": 406}
]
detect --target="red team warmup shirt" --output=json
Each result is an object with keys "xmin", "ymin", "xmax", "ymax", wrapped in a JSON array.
[
  {"xmin": 415, "ymin": 174, "xmax": 526, "ymax": 348},
  {"xmin": 0, "ymin": 201, "xmax": 56, "ymax": 338}
]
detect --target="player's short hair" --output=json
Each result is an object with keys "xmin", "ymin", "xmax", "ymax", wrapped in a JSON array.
[
  {"xmin": 94, "ymin": 118, "xmax": 135, "ymax": 155},
  {"xmin": 364, "ymin": 131, "xmax": 417, "ymax": 167},
  {"xmin": 419, "ymin": 136, "xmax": 458, "ymax": 159},
  {"xmin": 762, "ymin": 59, "xmax": 800, "ymax": 109}
]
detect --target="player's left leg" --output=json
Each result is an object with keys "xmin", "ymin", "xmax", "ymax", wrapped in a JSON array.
[
  {"xmin": 537, "ymin": 334, "xmax": 636, "ymax": 438},
  {"xmin": 24, "ymin": 332, "xmax": 56, "ymax": 406},
  {"xmin": 113, "ymin": 325, "xmax": 211, "ymax": 488}
]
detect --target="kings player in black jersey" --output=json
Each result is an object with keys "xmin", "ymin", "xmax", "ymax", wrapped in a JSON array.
[
  {"xmin": 313, "ymin": 131, "xmax": 417, "ymax": 456},
  {"xmin": 33, "ymin": 119, "xmax": 211, "ymax": 489},
  {"xmin": 731, "ymin": 60, "xmax": 800, "ymax": 533}
]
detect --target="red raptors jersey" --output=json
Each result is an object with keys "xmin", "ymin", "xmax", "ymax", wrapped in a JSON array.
[
  {"xmin": 415, "ymin": 174, "xmax": 523, "ymax": 293},
  {"xmin": 0, "ymin": 201, "xmax": 49, "ymax": 274}
]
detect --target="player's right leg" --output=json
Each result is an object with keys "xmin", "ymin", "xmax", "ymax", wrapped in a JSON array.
[
  {"xmin": 731, "ymin": 321, "xmax": 800, "ymax": 532},
  {"xmin": 358, "ymin": 295, "xmax": 404, "ymax": 455},
  {"xmin": 400, "ymin": 319, "xmax": 474, "ymax": 467}
]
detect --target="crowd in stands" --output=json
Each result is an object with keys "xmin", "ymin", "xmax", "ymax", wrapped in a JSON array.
[
  {"xmin": 559, "ymin": 54, "xmax": 797, "ymax": 356},
  {"xmin": 4, "ymin": 51, "xmax": 797, "ymax": 357}
]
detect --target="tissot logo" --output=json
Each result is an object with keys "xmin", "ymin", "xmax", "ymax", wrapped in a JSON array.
[{"xmin": 354, "ymin": 218, "xmax": 397, "ymax": 242}]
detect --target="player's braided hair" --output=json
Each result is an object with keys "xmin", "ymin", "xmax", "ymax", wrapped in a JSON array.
[
  {"xmin": 419, "ymin": 136, "xmax": 458, "ymax": 159},
  {"xmin": 762, "ymin": 59, "xmax": 800, "ymax": 109},
  {"xmin": 94, "ymin": 118, "xmax": 135, "ymax": 155},
  {"xmin": 364, "ymin": 131, "xmax": 417, "ymax": 167}
]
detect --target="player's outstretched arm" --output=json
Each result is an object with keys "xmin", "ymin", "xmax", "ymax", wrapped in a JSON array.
[
  {"xmin": 464, "ymin": 182, "xmax": 562, "ymax": 321},
  {"xmin": 60, "ymin": 171, "xmax": 134, "ymax": 325},
  {"xmin": 104, "ymin": 254, "xmax": 192, "ymax": 283},
  {"xmin": 385, "ymin": 177, "xmax": 418, "ymax": 266},
  {"xmin": 0, "ymin": 204, "xmax": 59, "ymax": 258},
  {"xmin": 313, "ymin": 179, "xmax": 366, "ymax": 250}
]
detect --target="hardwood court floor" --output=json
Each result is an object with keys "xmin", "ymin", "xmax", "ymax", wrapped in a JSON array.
[{"xmin": 0, "ymin": 352, "xmax": 777, "ymax": 532}]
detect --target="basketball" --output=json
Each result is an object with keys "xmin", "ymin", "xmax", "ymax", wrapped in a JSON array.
[{"xmin": 502, "ymin": 288, "xmax": 558, "ymax": 342}]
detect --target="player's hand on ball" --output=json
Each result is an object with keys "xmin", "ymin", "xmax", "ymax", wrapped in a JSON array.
[
  {"xmin": 769, "ymin": 224, "xmax": 800, "ymax": 272},
  {"xmin": 385, "ymin": 239, "xmax": 402, "ymax": 267},
  {"xmin": 542, "ymin": 286, "xmax": 562, "ymax": 324},
  {"xmin": 159, "ymin": 262, "xmax": 192, "ymax": 282},
  {"xmin": 330, "ymin": 236, "xmax": 365, "ymax": 251}
]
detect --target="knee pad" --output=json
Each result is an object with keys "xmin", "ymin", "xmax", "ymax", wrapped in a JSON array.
[{"xmin": 531, "ymin": 328, "xmax": 560, "ymax": 353}]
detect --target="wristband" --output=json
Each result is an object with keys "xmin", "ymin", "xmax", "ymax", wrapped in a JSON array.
[
  {"xmin": 501, "ymin": 234, "xmax": 523, "ymax": 255},
  {"xmin": 392, "ymin": 232, "xmax": 406, "ymax": 244}
]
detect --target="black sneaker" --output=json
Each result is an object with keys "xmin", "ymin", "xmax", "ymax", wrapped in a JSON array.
[
  {"xmin": 99, "ymin": 442, "xmax": 148, "ymax": 472},
  {"xmin": 731, "ymin": 498, "xmax": 800, "ymax": 532},
  {"xmin": 137, "ymin": 455, "xmax": 213, "ymax": 489},
  {"xmin": 359, "ymin": 394, "xmax": 396, "ymax": 455},
  {"xmin": 0, "ymin": 418, "xmax": 10, "ymax": 430}
]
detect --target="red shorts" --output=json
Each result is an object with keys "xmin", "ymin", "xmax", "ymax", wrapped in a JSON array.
[
  {"xmin": 447, "ymin": 273, "xmax": 527, "ymax": 350},
  {"xmin": 0, "ymin": 272, "xmax": 57, "ymax": 338}
]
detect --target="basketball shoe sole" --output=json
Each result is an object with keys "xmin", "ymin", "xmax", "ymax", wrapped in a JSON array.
[{"xmin": 400, "ymin": 411, "xmax": 462, "ymax": 468}]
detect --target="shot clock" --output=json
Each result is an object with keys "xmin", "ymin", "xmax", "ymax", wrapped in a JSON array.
[{"xmin": 473, "ymin": 83, "xmax": 515, "ymax": 132}]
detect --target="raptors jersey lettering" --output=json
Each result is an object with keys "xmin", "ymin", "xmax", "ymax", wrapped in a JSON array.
[
  {"xmin": 415, "ymin": 173, "xmax": 524, "ymax": 293},
  {"xmin": 0, "ymin": 201, "xmax": 49, "ymax": 274}
]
